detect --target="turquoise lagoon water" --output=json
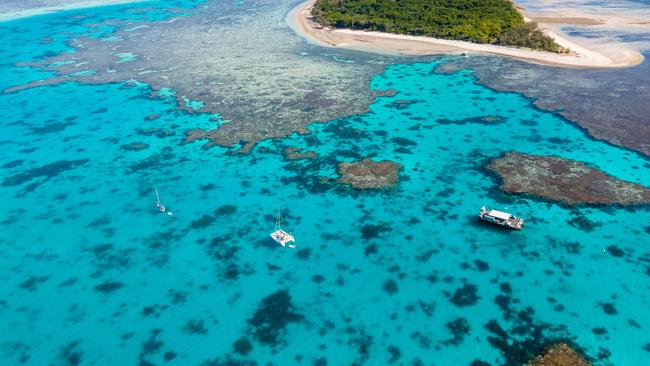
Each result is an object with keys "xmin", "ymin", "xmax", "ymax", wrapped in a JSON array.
[{"xmin": 1, "ymin": 2, "xmax": 650, "ymax": 366}]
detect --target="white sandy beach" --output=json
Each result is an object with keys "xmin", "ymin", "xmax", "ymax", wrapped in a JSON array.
[
  {"xmin": 0, "ymin": 0, "xmax": 144, "ymax": 22},
  {"xmin": 288, "ymin": 0, "xmax": 644, "ymax": 68}
]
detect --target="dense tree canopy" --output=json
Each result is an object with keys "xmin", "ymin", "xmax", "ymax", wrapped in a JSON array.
[{"xmin": 312, "ymin": 0, "xmax": 563, "ymax": 52}]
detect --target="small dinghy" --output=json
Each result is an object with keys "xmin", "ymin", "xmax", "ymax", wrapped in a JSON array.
[
  {"xmin": 155, "ymin": 187, "xmax": 173, "ymax": 216},
  {"xmin": 270, "ymin": 211, "xmax": 295, "ymax": 248},
  {"xmin": 478, "ymin": 206, "xmax": 523, "ymax": 230}
]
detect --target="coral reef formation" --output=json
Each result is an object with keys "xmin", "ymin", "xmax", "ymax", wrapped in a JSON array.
[
  {"xmin": 488, "ymin": 152, "xmax": 650, "ymax": 205},
  {"xmin": 337, "ymin": 158, "xmax": 401, "ymax": 189}
]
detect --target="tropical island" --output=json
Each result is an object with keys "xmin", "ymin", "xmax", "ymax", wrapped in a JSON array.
[
  {"xmin": 311, "ymin": 0, "xmax": 563, "ymax": 52},
  {"xmin": 289, "ymin": 0, "xmax": 644, "ymax": 68}
]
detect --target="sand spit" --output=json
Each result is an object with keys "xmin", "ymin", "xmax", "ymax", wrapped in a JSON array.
[
  {"xmin": 0, "ymin": 0, "xmax": 145, "ymax": 22},
  {"xmin": 288, "ymin": 0, "xmax": 643, "ymax": 68}
]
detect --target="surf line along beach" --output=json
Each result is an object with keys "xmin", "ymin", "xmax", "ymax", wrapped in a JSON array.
[{"xmin": 287, "ymin": 0, "xmax": 644, "ymax": 68}]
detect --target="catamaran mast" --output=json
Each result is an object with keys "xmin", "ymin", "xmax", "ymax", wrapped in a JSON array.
[{"xmin": 275, "ymin": 210, "xmax": 281, "ymax": 231}]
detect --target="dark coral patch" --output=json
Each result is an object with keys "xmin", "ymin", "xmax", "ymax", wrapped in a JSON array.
[
  {"xmin": 473, "ymin": 260, "xmax": 490, "ymax": 271},
  {"xmin": 19, "ymin": 276, "xmax": 49, "ymax": 290},
  {"xmin": 29, "ymin": 121, "xmax": 75, "ymax": 134},
  {"xmin": 390, "ymin": 137, "xmax": 417, "ymax": 147},
  {"xmin": 567, "ymin": 215, "xmax": 602, "ymax": 232},
  {"xmin": 233, "ymin": 337, "xmax": 253, "ymax": 356},
  {"xmin": 296, "ymin": 248, "xmax": 311, "ymax": 260},
  {"xmin": 360, "ymin": 224, "xmax": 391, "ymax": 240},
  {"xmin": 599, "ymin": 302, "xmax": 618, "ymax": 315},
  {"xmin": 247, "ymin": 290, "xmax": 304, "ymax": 346},
  {"xmin": 450, "ymin": 284, "xmax": 480, "ymax": 307},
  {"xmin": 182, "ymin": 319, "xmax": 208, "ymax": 335},
  {"xmin": 348, "ymin": 331, "xmax": 373, "ymax": 364},
  {"xmin": 592, "ymin": 327, "xmax": 607, "ymax": 335},
  {"xmin": 1, "ymin": 159, "xmax": 23, "ymax": 169},
  {"xmin": 471, "ymin": 361, "xmax": 492, "ymax": 366},
  {"xmin": 605, "ymin": 245, "xmax": 624, "ymax": 257},
  {"xmin": 121, "ymin": 142, "xmax": 149, "ymax": 151},
  {"xmin": 58, "ymin": 341, "xmax": 83, "ymax": 366},
  {"xmin": 386, "ymin": 99, "xmax": 416, "ymax": 110},
  {"xmin": 312, "ymin": 274, "xmax": 325, "ymax": 283},
  {"xmin": 444, "ymin": 317, "xmax": 470, "ymax": 345},
  {"xmin": 200, "ymin": 356, "xmax": 256, "ymax": 365},
  {"xmin": 200, "ymin": 183, "xmax": 216, "ymax": 191},
  {"xmin": 215, "ymin": 205, "xmax": 237, "ymax": 216},
  {"xmin": 418, "ymin": 301, "xmax": 435, "ymax": 317},
  {"xmin": 364, "ymin": 244, "xmax": 378, "ymax": 256},
  {"xmin": 164, "ymin": 351, "xmax": 177, "ymax": 361},
  {"xmin": 382, "ymin": 279, "xmax": 399, "ymax": 294},
  {"xmin": 387, "ymin": 345, "xmax": 401, "ymax": 363},
  {"xmin": 323, "ymin": 120, "xmax": 369, "ymax": 140},
  {"xmin": 437, "ymin": 115, "xmax": 505, "ymax": 125},
  {"xmin": 2, "ymin": 159, "xmax": 89, "ymax": 187},
  {"xmin": 189, "ymin": 214, "xmax": 216, "ymax": 229},
  {"xmin": 140, "ymin": 330, "xmax": 163, "ymax": 364},
  {"xmin": 94, "ymin": 281, "xmax": 124, "ymax": 293}
]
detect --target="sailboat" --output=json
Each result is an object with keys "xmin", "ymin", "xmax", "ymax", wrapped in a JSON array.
[
  {"xmin": 270, "ymin": 210, "xmax": 295, "ymax": 248},
  {"xmin": 154, "ymin": 187, "xmax": 173, "ymax": 216}
]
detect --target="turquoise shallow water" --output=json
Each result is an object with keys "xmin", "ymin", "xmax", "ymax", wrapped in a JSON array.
[{"xmin": 1, "ymin": 1, "xmax": 650, "ymax": 366}]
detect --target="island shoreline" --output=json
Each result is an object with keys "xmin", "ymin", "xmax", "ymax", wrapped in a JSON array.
[{"xmin": 287, "ymin": 0, "xmax": 644, "ymax": 68}]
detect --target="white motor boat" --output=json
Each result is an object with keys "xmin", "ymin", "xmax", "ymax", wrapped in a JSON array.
[{"xmin": 478, "ymin": 206, "xmax": 523, "ymax": 230}]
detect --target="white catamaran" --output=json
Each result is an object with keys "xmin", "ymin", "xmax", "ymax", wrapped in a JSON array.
[
  {"xmin": 270, "ymin": 211, "xmax": 295, "ymax": 248},
  {"xmin": 155, "ymin": 187, "xmax": 173, "ymax": 216}
]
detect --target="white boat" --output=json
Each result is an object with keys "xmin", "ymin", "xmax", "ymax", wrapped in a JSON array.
[
  {"xmin": 155, "ymin": 187, "xmax": 173, "ymax": 216},
  {"xmin": 270, "ymin": 211, "xmax": 296, "ymax": 248},
  {"xmin": 478, "ymin": 206, "xmax": 523, "ymax": 230}
]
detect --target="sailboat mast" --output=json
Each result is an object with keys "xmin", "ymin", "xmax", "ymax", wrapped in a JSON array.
[{"xmin": 155, "ymin": 187, "xmax": 161, "ymax": 204}]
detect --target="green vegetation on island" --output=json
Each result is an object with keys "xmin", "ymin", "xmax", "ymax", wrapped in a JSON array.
[{"xmin": 312, "ymin": 0, "xmax": 565, "ymax": 53}]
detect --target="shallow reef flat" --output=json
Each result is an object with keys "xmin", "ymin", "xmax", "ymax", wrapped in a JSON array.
[
  {"xmin": 437, "ymin": 55, "xmax": 650, "ymax": 157},
  {"xmin": 4, "ymin": 0, "xmax": 395, "ymax": 152},
  {"xmin": 488, "ymin": 152, "xmax": 650, "ymax": 205},
  {"xmin": 337, "ymin": 158, "xmax": 402, "ymax": 189},
  {"xmin": 528, "ymin": 342, "xmax": 591, "ymax": 366}
]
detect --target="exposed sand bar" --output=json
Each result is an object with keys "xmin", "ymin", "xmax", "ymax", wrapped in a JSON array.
[
  {"xmin": 288, "ymin": 0, "xmax": 644, "ymax": 68},
  {"xmin": 0, "ymin": 0, "xmax": 145, "ymax": 22}
]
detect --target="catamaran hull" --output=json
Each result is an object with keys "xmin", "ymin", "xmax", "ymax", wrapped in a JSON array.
[{"xmin": 270, "ymin": 230, "xmax": 296, "ymax": 248}]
